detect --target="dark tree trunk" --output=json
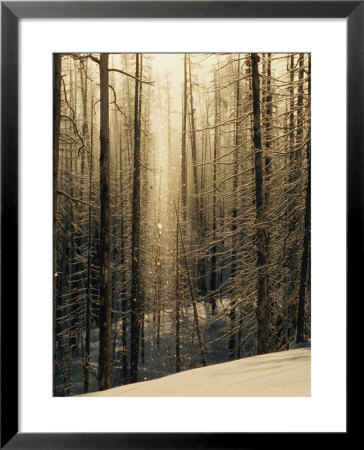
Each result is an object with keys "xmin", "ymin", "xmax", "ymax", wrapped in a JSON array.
[
  {"xmin": 289, "ymin": 54, "xmax": 295, "ymax": 168},
  {"xmin": 210, "ymin": 71, "xmax": 219, "ymax": 315},
  {"xmin": 118, "ymin": 132, "xmax": 128, "ymax": 385},
  {"xmin": 174, "ymin": 203, "xmax": 207, "ymax": 367},
  {"xmin": 297, "ymin": 55, "xmax": 311, "ymax": 343},
  {"xmin": 297, "ymin": 138, "xmax": 310, "ymax": 343},
  {"xmin": 182, "ymin": 54, "xmax": 188, "ymax": 232},
  {"xmin": 130, "ymin": 53, "xmax": 142, "ymax": 384},
  {"xmin": 175, "ymin": 201, "xmax": 181, "ymax": 373},
  {"xmin": 154, "ymin": 179, "xmax": 162, "ymax": 349},
  {"xmin": 98, "ymin": 53, "xmax": 111, "ymax": 391},
  {"xmin": 76, "ymin": 61, "xmax": 91, "ymax": 393},
  {"xmin": 84, "ymin": 86, "xmax": 94, "ymax": 394},
  {"xmin": 288, "ymin": 54, "xmax": 305, "ymax": 340},
  {"xmin": 229, "ymin": 56, "xmax": 241, "ymax": 360},
  {"xmin": 69, "ymin": 62, "xmax": 79, "ymax": 352},
  {"xmin": 188, "ymin": 56, "xmax": 207, "ymax": 295},
  {"xmin": 251, "ymin": 53, "xmax": 269, "ymax": 355},
  {"xmin": 296, "ymin": 54, "xmax": 305, "ymax": 160},
  {"xmin": 176, "ymin": 55, "xmax": 188, "ymax": 371},
  {"xmin": 263, "ymin": 53, "xmax": 273, "ymax": 351},
  {"xmin": 53, "ymin": 53, "xmax": 62, "ymax": 396},
  {"xmin": 188, "ymin": 55, "xmax": 199, "ymax": 203}
]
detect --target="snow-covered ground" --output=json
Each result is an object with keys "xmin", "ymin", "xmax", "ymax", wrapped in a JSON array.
[
  {"xmin": 81, "ymin": 347, "xmax": 310, "ymax": 397},
  {"xmin": 65, "ymin": 297, "xmax": 256, "ymax": 396}
]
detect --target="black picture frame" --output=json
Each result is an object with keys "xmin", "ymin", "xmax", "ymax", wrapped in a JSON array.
[{"xmin": 1, "ymin": 1, "xmax": 355, "ymax": 448}]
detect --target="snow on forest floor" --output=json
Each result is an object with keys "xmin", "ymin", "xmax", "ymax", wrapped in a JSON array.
[
  {"xmin": 67, "ymin": 297, "xmax": 256, "ymax": 396},
  {"xmin": 81, "ymin": 347, "xmax": 311, "ymax": 397}
]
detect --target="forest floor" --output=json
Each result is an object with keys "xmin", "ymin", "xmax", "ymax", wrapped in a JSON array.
[
  {"xmin": 81, "ymin": 346, "xmax": 311, "ymax": 397},
  {"xmin": 69, "ymin": 297, "xmax": 256, "ymax": 395}
]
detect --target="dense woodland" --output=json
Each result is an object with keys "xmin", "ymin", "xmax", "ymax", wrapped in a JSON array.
[{"xmin": 53, "ymin": 53, "xmax": 311, "ymax": 396}]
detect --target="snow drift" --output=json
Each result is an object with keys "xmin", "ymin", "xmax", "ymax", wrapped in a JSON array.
[{"xmin": 81, "ymin": 347, "xmax": 310, "ymax": 397}]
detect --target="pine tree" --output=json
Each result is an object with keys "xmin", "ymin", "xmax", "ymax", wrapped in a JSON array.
[{"xmin": 98, "ymin": 53, "xmax": 111, "ymax": 391}]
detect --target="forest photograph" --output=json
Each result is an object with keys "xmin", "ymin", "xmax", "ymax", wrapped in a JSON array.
[{"xmin": 53, "ymin": 52, "xmax": 311, "ymax": 397}]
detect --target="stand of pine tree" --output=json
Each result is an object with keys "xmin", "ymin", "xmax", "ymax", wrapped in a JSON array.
[{"xmin": 54, "ymin": 53, "xmax": 311, "ymax": 396}]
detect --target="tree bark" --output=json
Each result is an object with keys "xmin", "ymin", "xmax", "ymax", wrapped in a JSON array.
[
  {"xmin": 53, "ymin": 53, "xmax": 62, "ymax": 396},
  {"xmin": 130, "ymin": 53, "xmax": 142, "ymax": 384},
  {"xmin": 263, "ymin": 53, "xmax": 273, "ymax": 351},
  {"xmin": 175, "ymin": 200, "xmax": 181, "ymax": 372},
  {"xmin": 297, "ymin": 138, "xmax": 310, "ymax": 343},
  {"xmin": 188, "ymin": 55, "xmax": 200, "ymax": 211},
  {"xmin": 297, "ymin": 55, "xmax": 311, "ymax": 343},
  {"xmin": 98, "ymin": 53, "xmax": 111, "ymax": 391},
  {"xmin": 251, "ymin": 53, "xmax": 269, "ymax": 355},
  {"xmin": 182, "ymin": 54, "xmax": 188, "ymax": 230},
  {"xmin": 83, "ymin": 82, "xmax": 94, "ymax": 394},
  {"xmin": 229, "ymin": 56, "xmax": 240, "ymax": 360},
  {"xmin": 174, "ymin": 202, "xmax": 207, "ymax": 367},
  {"xmin": 210, "ymin": 72, "xmax": 219, "ymax": 315},
  {"xmin": 188, "ymin": 56, "xmax": 207, "ymax": 296}
]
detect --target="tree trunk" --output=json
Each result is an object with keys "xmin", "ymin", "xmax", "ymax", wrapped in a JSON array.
[
  {"xmin": 188, "ymin": 56, "xmax": 207, "ymax": 296},
  {"xmin": 297, "ymin": 55, "xmax": 311, "ymax": 343},
  {"xmin": 118, "ymin": 130, "xmax": 128, "ymax": 385},
  {"xmin": 98, "ymin": 53, "xmax": 111, "ymax": 391},
  {"xmin": 229, "ymin": 56, "xmax": 240, "ymax": 360},
  {"xmin": 53, "ymin": 53, "xmax": 62, "ymax": 396},
  {"xmin": 210, "ymin": 71, "xmax": 219, "ymax": 314},
  {"xmin": 251, "ymin": 53, "xmax": 269, "ymax": 355},
  {"xmin": 188, "ymin": 55, "xmax": 199, "ymax": 210},
  {"xmin": 263, "ymin": 53, "xmax": 273, "ymax": 351},
  {"xmin": 175, "ymin": 200, "xmax": 181, "ymax": 372},
  {"xmin": 297, "ymin": 138, "xmax": 310, "ymax": 343},
  {"xmin": 130, "ymin": 53, "xmax": 142, "ymax": 384},
  {"xmin": 84, "ymin": 83, "xmax": 94, "ymax": 394},
  {"xmin": 181, "ymin": 55, "xmax": 188, "ymax": 234},
  {"xmin": 174, "ymin": 202, "xmax": 207, "ymax": 367}
]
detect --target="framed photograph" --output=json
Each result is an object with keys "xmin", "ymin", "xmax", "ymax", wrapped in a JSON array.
[{"xmin": 1, "ymin": 1, "xmax": 354, "ymax": 448}]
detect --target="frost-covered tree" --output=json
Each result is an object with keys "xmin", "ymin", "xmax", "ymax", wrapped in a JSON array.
[{"xmin": 54, "ymin": 53, "xmax": 310, "ymax": 396}]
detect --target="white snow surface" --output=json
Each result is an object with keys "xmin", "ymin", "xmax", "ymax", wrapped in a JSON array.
[{"xmin": 82, "ymin": 347, "xmax": 310, "ymax": 397}]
